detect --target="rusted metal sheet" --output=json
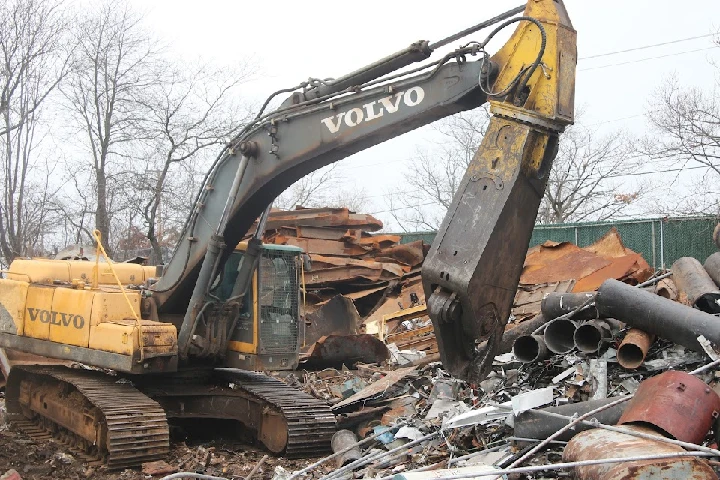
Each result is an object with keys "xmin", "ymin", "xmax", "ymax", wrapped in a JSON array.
[
  {"xmin": 563, "ymin": 424, "xmax": 718, "ymax": 480},
  {"xmin": 522, "ymin": 247, "xmax": 610, "ymax": 285},
  {"xmin": 673, "ymin": 257, "xmax": 720, "ymax": 313},
  {"xmin": 573, "ymin": 253, "xmax": 651, "ymax": 291},
  {"xmin": 298, "ymin": 225, "xmax": 361, "ymax": 241},
  {"xmin": 332, "ymin": 366, "xmax": 417, "ymax": 411},
  {"xmin": 583, "ymin": 227, "xmax": 632, "ymax": 258},
  {"xmin": 355, "ymin": 235, "xmax": 401, "ymax": 248},
  {"xmin": 303, "ymin": 295, "xmax": 361, "ymax": 349},
  {"xmin": 617, "ymin": 328, "xmax": 655, "ymax": 369},
  {"xmin": 618, "ymin": 370, "xmax": 720, "ymax": 444},
  {"xmin": 521, "ymin": 230, "xmax": 652, "ymax": 291},
  {"xmin": 596, "ymin": 278, "xmax": 720, "ymax": 353},
  {"xmin": 263, "ymin": 207, "xmax": 383, "ymax": 231},
  {"xmin": 302, "ymin": 334, "xmax": 390, "ymax": 370},
  {"xmin": 276, "ymin": 236, "xmax": 369, "ymax": 256},
  {"xmin": 373, "ymin": 240, "xmax": 425, "ymax": 267},
  {"xmin": 310, "ymin": 255, "xmax": 407, "ymax": 275}
]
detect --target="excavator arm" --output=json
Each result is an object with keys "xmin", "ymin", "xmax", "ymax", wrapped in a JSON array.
[{"xmin": 150, "ymin": 1, "xmax": 576, "ymax": 381}]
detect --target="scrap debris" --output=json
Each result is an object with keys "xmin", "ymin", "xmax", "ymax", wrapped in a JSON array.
[
  {"xmin": 260, "ymin": 222, "xmax": 720, "ymax": 479},
  {"xmin": 4, "ymin": 210, "xmax": 720, "ymax": 479}
]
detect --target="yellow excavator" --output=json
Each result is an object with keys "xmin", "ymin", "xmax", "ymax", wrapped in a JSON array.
[{"xmin": 0, "ymin": 0, "xmax": 575, "ymax": 468}]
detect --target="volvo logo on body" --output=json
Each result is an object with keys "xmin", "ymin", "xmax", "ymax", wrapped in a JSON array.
[
  {"xmin": 27, "ymin": 308, "xmax": 85, "ymax": 329},
  {"xmin": 321, "ymin": 86, "xmax": 426, "ymax": 134}
]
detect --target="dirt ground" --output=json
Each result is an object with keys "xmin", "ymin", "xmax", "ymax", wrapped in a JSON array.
[{"xmin": 0, "ymin": 397, "xmax": 325, "ymax": 480}]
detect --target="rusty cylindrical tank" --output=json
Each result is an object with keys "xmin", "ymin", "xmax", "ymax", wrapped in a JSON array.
[
  {"xmin": 618, "ymin": 370, "xmax": 720, "ymax": 444},
  {"xmin": 563, "ymin": 424, "xmax": 718, "ymax": 480}
]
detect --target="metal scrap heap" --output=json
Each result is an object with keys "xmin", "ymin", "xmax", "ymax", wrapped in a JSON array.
[{"xmin": 260, "ymin": 211, "xmax": 720, "ymax": 480}]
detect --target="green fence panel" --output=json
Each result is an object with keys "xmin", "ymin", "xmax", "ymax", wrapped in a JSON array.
[{"xmin": 395, "ymin": 216, "xmax": 719, "ymax": 270}]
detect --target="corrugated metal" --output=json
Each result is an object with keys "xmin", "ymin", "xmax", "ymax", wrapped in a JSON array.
[{"xmin": 393, "ymin": 216, "xmax": 719, "ymax": 269}]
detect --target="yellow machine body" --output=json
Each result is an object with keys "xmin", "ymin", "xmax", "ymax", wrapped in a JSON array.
[{"xmin": 0, "ymin": 259, "xmax": 178, "ymax": 373}]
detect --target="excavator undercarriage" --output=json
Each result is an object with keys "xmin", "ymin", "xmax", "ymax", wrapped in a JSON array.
[{"xmin": 7, "ymin": 366, "xmax": 335, "ymax": 469}]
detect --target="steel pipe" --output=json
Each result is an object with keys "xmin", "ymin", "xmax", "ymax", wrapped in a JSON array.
[
  {"xmin": 672, "ymin": 257, "xmax": 720, "ymax": 314},
  {"xmin": 541, "ymin": 292, "xmax": 598, "ymax": 320},
  {"xmin": 617, "ymin": 328, "xmax": 655, "ymax": 369},
  {"xmin": 563, "ymin": 425, "xmax": 718, "ymax": 480},
  {"xmin": 514, "ymin": 396, "xmax": 630, "ymax": 442},
  {"xmin": 705, "ymin": 252, "xmax": 720, "ymax": 288},
  {"xmin": 573, "ymin": 319, "xmax": 616, "ymax": 353},
  {"xmin": 544, "ymin": 318, "xmax": 578, "ymax": 353},
  {"xmin": 596, "ymin": 279, "xmax": 720, "ymax": 353},
  {"xmin": 513, "ymin": 334, "xmax": 549, "ymax": 363},
  {"xmin": 331, "ymin": 430, "xmax": 362, "ymax": 468}
]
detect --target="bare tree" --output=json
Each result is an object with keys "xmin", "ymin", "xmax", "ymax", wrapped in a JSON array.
[
  {"xmin": 131, "ymin": 61, "xmax": 253, "ymax": 263},
  {"xmin": 644, "ymin": 72, "xmax": 720, "ymax": 216},
  {"xmin": 62, "ymin": 0, "xmax": 161, "ymax": 256},
  {"xmin": 275, "ymin": 163, "xmax": 371, "ymax": 213},
  {"xmin": 386, "ymin": 110, "xmax": 642, "ymax": 231},
  {"xmin": 538, "ymin": 124, "xmax": 642, "ymax": 224},
  {"xmin": 386, "ymin": 110, "xmax": 489, "ymax": 231},
  {"xmin": 0, "ymin": 0, "xmax": 69, "ymax": 265}
]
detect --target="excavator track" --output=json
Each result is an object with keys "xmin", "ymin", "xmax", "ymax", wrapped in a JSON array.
[
  {"xmin": 216, "ymin": 368, "xmax": 336, "ymax": 457},
  {"xmin": 6, "ymin": 366, "xmax": 335, "ymax": 468},
  {"xmin": 6, "ymin": 366, "xmax": 169, "ymax": 470}
]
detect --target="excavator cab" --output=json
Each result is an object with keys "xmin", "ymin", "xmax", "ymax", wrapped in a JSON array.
[{"xmin": 214, "ymin": 242, "xmax": 303, "ymax": 371}]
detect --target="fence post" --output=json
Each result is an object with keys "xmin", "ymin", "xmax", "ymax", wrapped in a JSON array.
[
  {"xmin": 651, "ymin": 221, "xmax": 656, "ymax": 270},
  {"xmin": 659, "ymin": 219, "xmax": 665, "ymax": 269},
  {"xmin": 574, "ymin": 227, "xmax": 579, "ymax": 246}
]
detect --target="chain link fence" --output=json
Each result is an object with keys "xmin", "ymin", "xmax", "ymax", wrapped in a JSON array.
[{"xmin": 395, "ymin": 216, "xmax": 720, "ymax": 270}]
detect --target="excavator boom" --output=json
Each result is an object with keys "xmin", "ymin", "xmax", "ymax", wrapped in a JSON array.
[{"xmin": 151, "ymin": 2, "xmax": 576, "ymax": 377}]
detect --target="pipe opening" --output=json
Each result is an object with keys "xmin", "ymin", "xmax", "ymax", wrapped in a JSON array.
[
  {"xmin": 617, "ymin": 343, "xmax": 644, "ymax": 369},
  {"xmin": 514, "ymin": 336, "xmax": 541, "ymax": 363},
  {"xmin": 545, "ymin": 319, "xmax": 577, "ymax": 354},
  {"xmin": 574, "ymin": 324, "xmax": 602, "ymax": 353}
]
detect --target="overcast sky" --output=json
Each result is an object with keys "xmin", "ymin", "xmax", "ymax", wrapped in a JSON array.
[{"xmin": 130, "ymin": 0, "xmax": 720, "ymax": 229}]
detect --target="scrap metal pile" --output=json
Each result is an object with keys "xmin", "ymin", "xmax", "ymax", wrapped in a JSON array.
[
  {"xmin": 259, "ymin": 211, "xmax": 720, "ymax": 479},
  {"xmin": 254, "ymin": 207, "xmax": 428, "ymax": 365}
]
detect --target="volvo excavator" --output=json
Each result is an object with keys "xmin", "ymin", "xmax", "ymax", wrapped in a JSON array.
[{"xmin": 0, "ymin": 0, "xmax": 575, "ymax": 469}]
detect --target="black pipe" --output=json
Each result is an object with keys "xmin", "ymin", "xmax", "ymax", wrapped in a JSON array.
[
  {"xmin": 513, "ymin": 335, "xmax": 549, "ymax": 363},
  {"xmin": 479, "ymin": 314, "xmax": 550, "ymax": 355},
  {"xmin": 574, "ymin": 319, "xmax": 616, "ymax": 353},
  {"xmin": 596, "ymin": 279, "xmax": 720, "ymax": 353},
  {"xmin": 672, "ymin": 257, "xmax": 720, "ymax": 314},
  {"xmin": 544, "ymin": 318, "xmax": 577, "ymax": 354},
  {"xmin": 541, "ymin": 292, "xmax": 598, "ymax": 320},
  {"xmin": 514, "ymin": 396, "xmax": 630, "ymax": 442}
]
